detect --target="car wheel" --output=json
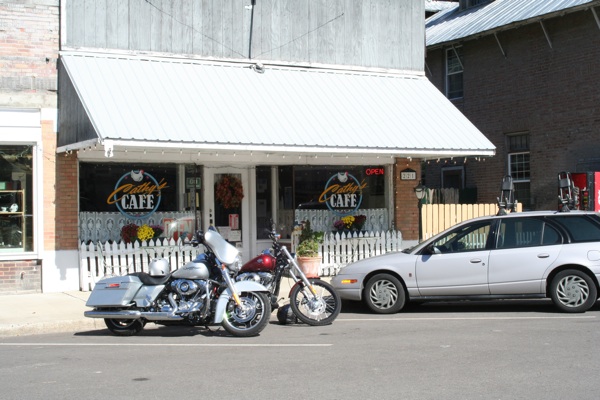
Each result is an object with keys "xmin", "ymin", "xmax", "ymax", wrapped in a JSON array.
[
  {"xmin": 363, "ymin": 273, "xmax": 405, "ymax": 314},
  {"xmin": 550, "ymin": 269, "xmax": 597, "ymax": 313}
]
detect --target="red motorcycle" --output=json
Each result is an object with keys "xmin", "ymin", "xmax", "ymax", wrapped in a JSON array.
[{"xmin": 237, "ymin": 225, "xmax": 341, "ymax": 326}]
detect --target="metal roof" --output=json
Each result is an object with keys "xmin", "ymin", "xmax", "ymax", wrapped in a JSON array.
[
  {"xmin": 59, "ymin": 52, "xmax": 495, "ymax": 159},
  {"xmin": 426, "ymin": 0, "xmax": 599, "ymax": 48}
]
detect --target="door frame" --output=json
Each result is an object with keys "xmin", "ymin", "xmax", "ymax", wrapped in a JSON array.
[{"xmin": 203, "ymin": 167, "xmax": 252, "ymax": 261}]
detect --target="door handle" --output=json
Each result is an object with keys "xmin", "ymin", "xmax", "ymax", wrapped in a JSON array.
[
  {"xmin": 537, "ymin": 253, "xmax": 550, "ymax": 258},
  {"xmin": 470, "ymin": 258, "xmax": 482, "ymax": 263}
]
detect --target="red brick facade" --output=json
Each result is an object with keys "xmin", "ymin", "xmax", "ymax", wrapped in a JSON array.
[
  {"xmin": 394, "ymin": 159, "xmax": 422, "ymax": 241},
  {"xmin": 0, "ymin": 1, "xmax": 59, "ymax": 293},
  {"xmin": 425, "ymin": 9, "xmax": 600, "ymax": 210}
]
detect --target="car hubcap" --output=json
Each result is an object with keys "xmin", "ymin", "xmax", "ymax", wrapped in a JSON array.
[
  {"xmin": 370, "ymin": 280, "xmax": 398, "ymax": 309},
  {"xmin": 556, "ymin": 275, "xmax": 589, "ymax": 307}
]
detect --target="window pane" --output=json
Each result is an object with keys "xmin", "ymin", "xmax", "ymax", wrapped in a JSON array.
[
  {"xmin": 256, "ymin": 166, "xmax": 272, "ymax": 239},
  {"xmin": 447, "ymin": 74, "xmax": 464, "ymax": 99},
  {"xmin": 433, "ymin": 221, "xmax": 491, "ymax": 252},
  {"xmin": 509, "ymin": 153, "xmax": 530, "ymax": 180},
  {"xmin": 551, "ymin": 216, "xmax": 600, "ymax": 242},
  {"xmin": 497, "ymin": 218, "xmax": 545, "ymax": 249},
  {"xmin": 0, "ymin": 145, "xmax": 33, "ymax": 252},
  {"xmin": 446, "ymin": 47, "xmax": 463, "ymax": 99}
]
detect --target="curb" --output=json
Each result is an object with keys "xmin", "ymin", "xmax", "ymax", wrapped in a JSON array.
[{"xmin": 0, "ymin": 319, "xmax": 103, "ymax": 338}]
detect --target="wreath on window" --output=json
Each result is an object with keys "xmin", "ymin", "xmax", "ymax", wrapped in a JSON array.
[{"xmin": 215, "ymin": 175, "xmax": 244, "ymax": 209}]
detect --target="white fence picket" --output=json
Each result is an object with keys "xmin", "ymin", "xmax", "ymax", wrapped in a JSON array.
[{"xmin": 79, "ymin": 230, "xmax": 403, "ymax": 291}]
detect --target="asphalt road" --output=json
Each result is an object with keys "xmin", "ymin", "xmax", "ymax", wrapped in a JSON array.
[{"xmin": 1, "ymin": 299, "xmax": 599, "ymax": 400}]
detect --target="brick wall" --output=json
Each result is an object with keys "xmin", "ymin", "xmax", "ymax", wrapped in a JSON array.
[
  {"xmin": 55, "ymin": 152, "xmax": 79, "ymax": 250},
  {"xmin": 425, "ymin": 9, "xmax": 600, "ymax": 210},
  {"xmin": 393, "ymin": 159, "xmax": 422, "ymax": 241},
  {"xmin": 0, "ymin": 1, "xmax": 59, "ymax": 293},
  {"xmin": 0, "ymin": 260, "xmax": 41, "ymax": 294},
  {"xmin": 0, "ymin": 0, "xmax": 59, "ymax": 108}
]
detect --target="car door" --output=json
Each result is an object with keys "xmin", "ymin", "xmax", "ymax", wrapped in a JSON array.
[
  {"xmin": 488, "ymin": 217, "xmax": 562, "ymax": 295},
  {"xmin": 416, "ymin": 220, "xmax": 492, "ymax": 296}
]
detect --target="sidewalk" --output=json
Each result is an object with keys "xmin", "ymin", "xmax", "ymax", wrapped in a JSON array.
[
  {"xmin": 0, "ymin": 291, "xmax": 102, "ymax": 337},
  {"xmin": 0, "ymin": 276, "xmax": 329, "ymax": 337}
]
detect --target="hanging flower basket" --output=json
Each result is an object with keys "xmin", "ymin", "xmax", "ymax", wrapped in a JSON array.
[{"xmin": 215, "ymin": 175, "xmax": 244, "ymax": 209}]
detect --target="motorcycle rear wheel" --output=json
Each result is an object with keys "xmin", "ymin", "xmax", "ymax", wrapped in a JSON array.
[
  {"xmin": 290, "ymin": 279, "xmax": 341, "ymax": 326},
  {"xmin": 104, "ymin": 318, "xmax": 145, "ymax": 336},
  {"xmin": 222, "ymin": 291, "xmax": 271, "ymax": 337}
]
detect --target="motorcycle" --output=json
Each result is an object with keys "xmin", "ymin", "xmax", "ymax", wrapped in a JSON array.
[
  {"xmin": 84, "ymin": 229, "xmax": 272, "ymax": 337},
  {"xmin": 236, "ymin": 224, "xmax": 341, "ymax": 326}
]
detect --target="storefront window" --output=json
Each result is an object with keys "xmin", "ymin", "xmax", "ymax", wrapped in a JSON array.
[
  {"xmin": 78, "ymin": 162, "xmax": 193, "ymax": 243},
  {"xmin": 274, "ymin": 165, "xmax": 388, "ymax": 235},
  {"xmin": 289, "ymin": 165, "xmax": 385, "ymax": 211},
  {"xmin": 79, "ymin": 162, "xmax": 178, "ymax": 213},
  {"xmin": 256, "ymin": 166, "xmax": 273, "ymax": 239},
  {"xmin": 0, "ymin": 145, "xmax": 33, "ymax": 252}
]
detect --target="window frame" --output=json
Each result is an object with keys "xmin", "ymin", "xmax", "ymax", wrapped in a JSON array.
[
  {"xmin": 445, "ymin": 46, "xmax": 464, "ymax": 100},
  {"xmin": 506, "ymin": 133, "xmax": 531, "ymax": 209},
  {"xmin": 0, "ymin": 110, "xmax": 44, "ymax": 261}
]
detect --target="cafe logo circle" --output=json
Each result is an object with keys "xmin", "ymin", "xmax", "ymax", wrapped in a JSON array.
[
  {"xmin": 109, "ymin": 170, "xmax": 163, "ymax": 219},
  {"xmin": 319, "ymin": 172, "xmax": 364, "ymax": 216}
]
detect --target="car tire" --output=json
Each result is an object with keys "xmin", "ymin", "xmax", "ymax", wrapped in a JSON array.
[
  {"xmin": 550, "ymin": 269, "xmax": 597, "ymax": 313},
  {"xmin": 363, "ymin": 273, "xmax": 405, "ymax": 314}
]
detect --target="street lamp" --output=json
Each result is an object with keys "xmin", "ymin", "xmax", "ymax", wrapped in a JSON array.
[
  {"xmin": 414, "ymin": 181, "xmax": 427, "ymax": 241},
  {"xmin": 414, "ymin": 181, "xmax": 427, "ymax": 201}
]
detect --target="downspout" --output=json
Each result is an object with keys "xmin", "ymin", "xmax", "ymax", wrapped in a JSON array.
[{"xmin": 248, "ymin": 0, "xmax": 256, "ymax": 59}]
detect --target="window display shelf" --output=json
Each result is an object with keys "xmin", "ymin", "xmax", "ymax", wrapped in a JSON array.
[{"xmin": 0, "ymin": 190, "xmax": 25, "ymax": 250}]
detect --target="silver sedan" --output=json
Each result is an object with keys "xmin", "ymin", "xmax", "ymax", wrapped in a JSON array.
[{"xmin": 331, "ymin": 210, "xmax": 600, "ymax": 313}]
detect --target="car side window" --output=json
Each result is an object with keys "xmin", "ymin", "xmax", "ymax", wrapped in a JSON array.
[
  {"xmin": 497, "ymin": 218, "xmax": 562, "ymax": 249},
  {"xmin": 551, "ymin": 215, "xmax": 600, "ymax": 242},
  {"xmin": 432, "ymin": 221, "xmax": 492, "ymax": 253}
]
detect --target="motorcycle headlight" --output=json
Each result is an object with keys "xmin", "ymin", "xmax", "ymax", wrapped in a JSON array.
[{"xmin": 229, "ymin": 254, "xmax": 242, "ymax": 273}]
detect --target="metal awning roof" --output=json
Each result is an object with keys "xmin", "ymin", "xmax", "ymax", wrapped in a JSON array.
[
  {"xmin": 58, "ymin": 52, "xmax": 495, "ymax": 160},
  {"xmin": 426, "ymin": 0, "xmax": 599, "ymax": 48}
]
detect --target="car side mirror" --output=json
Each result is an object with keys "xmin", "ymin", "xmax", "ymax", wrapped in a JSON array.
[{"xmin": 425, "ymin": 244, "xmax": 441, "ymax": 255}]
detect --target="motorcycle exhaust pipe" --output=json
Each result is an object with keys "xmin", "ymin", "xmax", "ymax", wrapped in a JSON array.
[
  {"xmin": 84, "ymin": 310, "xmax": 185, "ymax": 321},
  {"xmin": 85, "ymin": 294, "xmax": 186, "ymax": 321}
]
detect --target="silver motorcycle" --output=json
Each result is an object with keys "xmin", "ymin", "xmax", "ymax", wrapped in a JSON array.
[{"xmin": 84, "ymin": 229, "xmax": 272, "ymax": 337}]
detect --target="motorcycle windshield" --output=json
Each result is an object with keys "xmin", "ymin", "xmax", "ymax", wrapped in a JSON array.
[{"xmin": 204, "ymin": 230, "xmax": 240, "ymax": 265}]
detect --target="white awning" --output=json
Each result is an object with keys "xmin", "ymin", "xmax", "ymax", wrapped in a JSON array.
[{"xmin": 58, "ymin": 52, "xmax": 495, "ymax": 160}]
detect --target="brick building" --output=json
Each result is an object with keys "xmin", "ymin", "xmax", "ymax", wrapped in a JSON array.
[
  {"xmin": 0, "ymin": 0, "xmax": 61, "ymax": 293},
  {"xmin": 1, "ymin": 0, "xmax": 495, "ymax": 294},
  {"xmin": 424, "ymin": 0, "xmax": 600, "ymax": 211}
]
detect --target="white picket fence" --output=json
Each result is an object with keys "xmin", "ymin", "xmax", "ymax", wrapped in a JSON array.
[
  {"xmin": 79, "ymin": 230, "xmax": 403, "ymax": 291},
  {"xmin": 318, "ymin": 230, "xmax": 403, "ymax": 276}
]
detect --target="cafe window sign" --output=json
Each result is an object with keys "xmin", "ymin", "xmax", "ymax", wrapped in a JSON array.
[
  {"xmin": 319, "ymin": 172, "xmax": 367, "ymax": 216},
  {"xmin": 107, "ymin": 170, "xmax": 168, "ymax": 219}
]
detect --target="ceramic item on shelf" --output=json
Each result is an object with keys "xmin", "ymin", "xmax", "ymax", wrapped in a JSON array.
[
  {"xmin": 9, "ymin": 203, "xmax": 18, "ymax": 212},
  {"xmin": 1, "ymin": 207, "xmax": 6, "ymax": 212}
]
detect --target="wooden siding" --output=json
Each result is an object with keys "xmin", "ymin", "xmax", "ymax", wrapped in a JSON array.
[
  {"xmin": 57, "ymin": 61, "xmax": 97, "ymax": 148},
  {"xmin": 64, "ymin": 0, "xmax": 424, "ymax": 71}
]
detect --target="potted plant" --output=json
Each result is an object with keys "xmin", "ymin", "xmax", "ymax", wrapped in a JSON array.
[{"xmin": 295, "ymin": 221, "xmax": 323, "ymax": 278}]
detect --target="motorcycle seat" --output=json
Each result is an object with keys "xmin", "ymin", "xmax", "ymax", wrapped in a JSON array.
[{"xmin": 129, "ymin": 272, "xmax": 170, "ymax": 286}]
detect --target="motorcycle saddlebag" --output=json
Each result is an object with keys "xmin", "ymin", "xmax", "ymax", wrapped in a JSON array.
[{"xmin": 86, "ymin": 275, "xmax": 143, "ymax": 307}]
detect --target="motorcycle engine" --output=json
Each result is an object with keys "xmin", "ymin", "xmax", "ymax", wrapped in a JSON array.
[
  {"xmin": 168, "ymin": 279, "xmax": 209, "ymax": 315},
  {"xmin": 236, "ymin": 272, "xmax": 274, "ymax": 290},
  {"xmin": 171, "ymin": 279, "xmax": 205, "ymax": 297}
]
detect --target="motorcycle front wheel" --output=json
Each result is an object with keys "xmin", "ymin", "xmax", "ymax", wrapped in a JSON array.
[
  {"xmin": 104, "ymin": 318, "xmax": 145, "ymax": 336},
  {"xmin": 222, "ymin": 291, "xmax": 271, "ymax": 337},
  {"xmin": 289, "ymin": 279, "xmax": 341, "ymax": 326}
]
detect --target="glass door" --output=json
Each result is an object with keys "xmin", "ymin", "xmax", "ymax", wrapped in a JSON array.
[{"xmin": 203, "ymin": 168, "xmax": 250, "ymax": 261}]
